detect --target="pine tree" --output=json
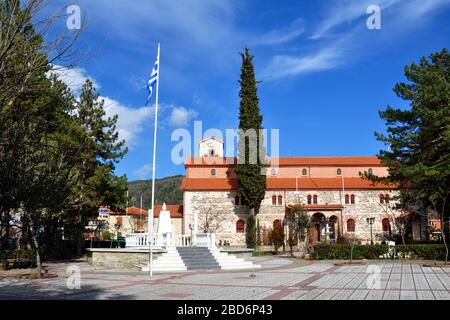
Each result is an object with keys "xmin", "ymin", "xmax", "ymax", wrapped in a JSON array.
[
  {"xmin": 371, "ymin": 48, "xmax": 450, "ymax": 263},
  {"xmin": 69, "ymin": 80, "xmax": 128, "ymax": 254},
  {"xmin": 235, "ymin": 48, "xmax": 267, "ymax": 218}
]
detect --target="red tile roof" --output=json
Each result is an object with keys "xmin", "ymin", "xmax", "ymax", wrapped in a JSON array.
[
  {"xmin": 181, "ymin": 177, "xmax": 397, "ymax": 191},
  {"xmin": 110, "ymin": 205, "xmax": 183, "ymax": 218},
  {"xmin": 184, "ymin": 156, "xmax": 384, "ymax": 167},
  {"xmin": 153, "ymin": 204, "xmax": 183, "ymax": 218}
]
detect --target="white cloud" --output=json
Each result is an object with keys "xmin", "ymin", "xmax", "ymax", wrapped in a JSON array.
[
  {"xmin": 169, "ymin": 107, "xmax": 198, "ymax": 127},
  {"xmin": 311, "ymin": 0, "xmax": 449, "ymax": 39},
  {"xmin": 102, "ymin": 97, "xmax": 152, "ymax": 149},
  {"xmin": 133, "ymin": 164, "xmax": 152, "ymax": 180},
  {"xmin": 49, "ymin": 66, "xmax": 153, "ymax": 149},
  {"xmin": 252, "ymin": 18, "xmax": 306, "ymax": 46},
  {"xmin": 49, "ymin": 65, "xmax": 101, "ymax": 93},
  {"xmin": 264, "ymin": 0, "xmax": 450, "ymax": 81},
  {"xmin": 311, "ymin": 0, "xmax": 402, "ymax": 40},
  {"xmin": 262, "ymin": 39, "xmax": 349, "ymax": 81}
]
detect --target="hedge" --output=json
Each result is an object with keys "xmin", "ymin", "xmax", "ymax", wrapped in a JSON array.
[
  {"xmin": 1, "ymin": 249, "xmax": 36, "ymax": 270},
  {"xmin": 312, "ymin": 244, "xmax": 447, "ymax": 261}
]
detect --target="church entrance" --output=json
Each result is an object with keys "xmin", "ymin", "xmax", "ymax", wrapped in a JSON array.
[{"xmin": 310, "ymin": 212, "xmax": 325, "ymax": 244}]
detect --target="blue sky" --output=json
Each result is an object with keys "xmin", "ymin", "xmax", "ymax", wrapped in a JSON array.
[{"xmin": 44, "ymin": 0, "xmax": 450, "ymax": 181}]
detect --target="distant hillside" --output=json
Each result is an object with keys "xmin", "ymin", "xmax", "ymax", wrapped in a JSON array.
[{"xmin": 127, "ymin": 175, "xmax": 184, "ymax": 209}]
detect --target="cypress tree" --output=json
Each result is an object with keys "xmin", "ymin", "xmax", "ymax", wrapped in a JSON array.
[{"xmin": 235, "ymin": 48, "xmax": 267, "ymax": 218}]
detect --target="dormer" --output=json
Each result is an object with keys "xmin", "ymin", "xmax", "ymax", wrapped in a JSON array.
[{"xmin": 199, "ymin": 137, "xmax": 224, "ymax": 158}]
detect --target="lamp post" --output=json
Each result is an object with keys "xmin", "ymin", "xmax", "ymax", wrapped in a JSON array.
[{"xmin": 366, "ymin": 217, "xmax": 375, "ymax": 245}]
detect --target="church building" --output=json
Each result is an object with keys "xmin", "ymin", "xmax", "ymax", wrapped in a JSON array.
[{"xmin": 181, "ymin": 137, "xmax": 427, "ymax": 246}]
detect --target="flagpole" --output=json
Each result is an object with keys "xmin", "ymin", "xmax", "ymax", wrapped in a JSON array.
[
  {"xmin": 149, "ymin": 43, "xmax": 161, "ymax": 277},
  {"xmin": 341, "ymin": 174, "xmax": 345, "ymax": 236}
]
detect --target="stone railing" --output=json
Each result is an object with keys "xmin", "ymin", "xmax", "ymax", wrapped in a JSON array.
[
  {"xmin": 194, "ymin": 233, "xmax": 216, "ymax": 248},
  {"xmin": 126, "ymin": 232, "xmax": 216, "ymax": 248}
]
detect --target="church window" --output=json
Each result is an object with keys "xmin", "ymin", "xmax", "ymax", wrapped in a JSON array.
[
  {"xmin": 313, "ymin": 195, "xmax": 318, "ymax": 204},
  {"xmin": 382, "ymin": 218, "xmax": 391, "ymax": 232},
  {"xmin": 278, "ymin": 195, "xmax": 283, "ymax": 206},
  {"xmin": 337, "ymin": 168, "xmax": 342, "ymax": 176},
  {"xmin": 236, "ymin": 220, "xmax": 245, "ymax": 233},
  {"xmin": 347, "ymin": 219, "xmax": 355, "ymax": 232}
]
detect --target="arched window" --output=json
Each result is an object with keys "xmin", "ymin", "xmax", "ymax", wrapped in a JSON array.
[
  {"xmin": 350, "ymin": 194, "xmax": 355, "ymax": 204},
  {"xmin": 385, "ymin": 194, "xmax": 390, "ymax": 204},
  {"xmin": 271, "ymin": 168, "xmax": 277, "ymax": 176},
  {"xmin": 337, "ymin": 168, "xmax": 342, "ymax": 176},
  {"xmin": 273, "ymin": 219, "xmax": 282, "ymax": 230},
  {"xmin": 236, "ymin": 220, "xmax": 245, "ymax": 233},
  {"xmin": 313, "ymin": 195, "xmax": 318, "ymax": 205},
  {"xmin": 368, "ymin": 168, "xmax": 373, "ymax": 175},
  {"xmin": 235, "ymin": 196, "xmax": 240, "ymax": 206},
  {"xmin": 209, "ymin": 149, "xmax": 215, "ymax": 157},
  {"xmin": 307, "ymin": 195, "xmax": 312, "ymax": 205},
  {"xmin": 302, "ymin": 168, "xmax": 308, "ymax": 176},
  {"xmin": 278, "ymin": 195, "xmax": 283, "ymax": 206},
  {"xmin": 382, "ymin": 218, "xmax": 391, "ymax": 232},
  {"xmin": 347, "ymin": 219, "xmax": 355, "ymax": 233},
  {"xmin": 380, "ymin": 194, "xmax": 385, "ymax": 204},
  {"xmin": 211, "ymin": 169, "xmax": 216, "ymax": 176},
  {"xmin": 272, "ymin": 195, "xmax": 277, "ymax": 206},
  {"xmin": 345, "ymin": 195, "xmax": 350, "ymax": 205}
]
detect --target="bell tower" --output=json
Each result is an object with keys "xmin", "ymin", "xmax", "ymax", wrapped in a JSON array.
[{"xmin": 199, "ymin": 137, "xmax": 224, "ymax": 158}]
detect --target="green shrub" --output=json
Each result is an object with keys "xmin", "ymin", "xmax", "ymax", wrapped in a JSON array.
[
  {"xmin": 312, "ymin": 244, "xmax": 389, "ymax": 260},
  {"xmin": 395, "ymin": 244, "xmax": 446, "ymax": 260},
  {"xmin": 312, "ymin": 244, "xmax": 447, "ymax": 261}
]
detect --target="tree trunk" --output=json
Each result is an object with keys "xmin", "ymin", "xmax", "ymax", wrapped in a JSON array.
[
  {"xmin": 30, "ymin": 224, "xmax": 42, "ymax": 278},
  {"xmin": 441, "ymin": 217, "xmax": 448, "ymax": 265}
]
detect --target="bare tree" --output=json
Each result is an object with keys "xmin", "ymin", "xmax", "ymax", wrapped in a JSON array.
[
  {"xmin": 198, "ymin": 207, "xmax": 228, "ymax": 234},
  {"xmin": 0, "ymin": 0, "xmax": 85, "ymax": 107}
]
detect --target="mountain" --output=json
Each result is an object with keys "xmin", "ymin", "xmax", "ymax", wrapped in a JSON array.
[{"xmin": 127, "ymin": 175, "xmax": 184, "ymax": 209}]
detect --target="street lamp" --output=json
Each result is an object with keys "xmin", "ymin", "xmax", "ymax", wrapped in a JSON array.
[{"xmin": 366, "ymin": 217, "xmax": 375, "ymax": 245}]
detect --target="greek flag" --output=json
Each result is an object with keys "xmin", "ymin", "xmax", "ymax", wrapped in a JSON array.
[{"xmin": 147, "ymin": 56, "xmax": 159, "ymax": 104}]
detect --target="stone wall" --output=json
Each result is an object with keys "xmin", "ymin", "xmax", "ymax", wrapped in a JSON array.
[
  {"xmin": 87, "ymin": 249, "xmax": 163, "ymax": 268},
  {"xmin": 184, "ymin": 189, "xmax": 408, "ymax": 246}
]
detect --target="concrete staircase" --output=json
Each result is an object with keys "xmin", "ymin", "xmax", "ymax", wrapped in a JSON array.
[
  {"xmin": 210, "ymin": 248, "xmax": 261, "ymax": 270},
  {"xmin": 141, "ymin": 247, "xmax": 187, "ymax": 272},
  {"xmin": 140, "ymin": 247, "xmax": 260, "ymax": 272},
  {"xmin": 177, "ymin": 247, "xmax": 221, "ymax": 270}
]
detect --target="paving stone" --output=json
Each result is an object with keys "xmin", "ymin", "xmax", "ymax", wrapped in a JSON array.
[
  {"xmin": 382, "ymin": 290, "xmax": 400, "ymax": 300},
  {"xmin": 416, "ymin": 290, "xmax": 435, "ymax": 300},
  {"xmin": 365, "ymin": 290, "xmax": 384, "ymax": 300},
  {"xmin": 348, "ymin": 289, "xmax": 369, "ymax": 300},
  {"xmin": 400, "ymin": 290, "xmax": 417, "ymax": 300}
]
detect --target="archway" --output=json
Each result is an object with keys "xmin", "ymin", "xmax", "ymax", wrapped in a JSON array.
[
  {"xmin": 329, "ymin": 215, "xmax": 339, "ymax": 242},
  {"xmin": 310, "ymin": 212, "xmax": 325, "ymax": 244}
]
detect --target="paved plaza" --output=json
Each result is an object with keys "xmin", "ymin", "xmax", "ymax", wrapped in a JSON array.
[{"xmin": 1, "ymin": 257, "xmax": 450, "ymax": 300}]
